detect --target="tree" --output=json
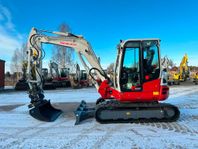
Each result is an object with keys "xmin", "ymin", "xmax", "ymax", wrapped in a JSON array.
[
  {"xmin": 107, "ymin": 63, "xmax": 114, "ymax": 74},
  {"xmin": 161, "ymin": 56, "xmax": 176, "ymax": 69},
  {"xmin": 10, "ymin": 48, "xmax": 21, "ymax": 73},
  {"xmin": 10, "ymin": 43, "xmax": 27, "ymax": 76},
  {"xmin": 168, "ymin": 58, "xmax": 175, "ymax": 68},
  {"xmin": 52, "ymin": 23, "xmax": 74, "ymax": 68},
  {"xmin": 106, "ymin": 63, "xmax": 115, "ymax": 81},
  {"xmin": 20, "ymin": 43, "xmax": 27, "ymax": 62},
  {"xmin": 5, "ymin": 71, "xmax": 11, "ymax": 77}
]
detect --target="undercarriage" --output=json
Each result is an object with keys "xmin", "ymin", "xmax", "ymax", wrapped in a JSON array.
[{"xmin": 74, "ymin": 99, "xmax": 180, "ymax": 125}]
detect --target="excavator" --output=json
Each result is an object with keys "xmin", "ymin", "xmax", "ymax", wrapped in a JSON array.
[
  {"xmin": 173, "ymin": 54, "xmax": 190, "ymax": 83},
  {"xmin": 26, "ymin": 27, "xmax": 180, "ymax": 124},
  {"xmin": 41, "ymin": 68, "xmax": 56, "ymax": 90},
  {"xmin": 80, "ymin": 69, "xmax": 92, "ymax": 87},
  {"xmin": 69, "ymin": 64, "xmax": 92, "ymax": 88},
  {"xmin": 193, "ymin": 72, "xmax": 198, "ymax": 85},
  {"xmin": 68, "ymin": 63, "xmax": 81, "ymax": 88},
  {"xmin": 49, "ymin": 61, "xmax": 71, "ymax": 87},
  {"xmin": 49, "ymin": 61, "xmax": 90, "ymax": 88}
]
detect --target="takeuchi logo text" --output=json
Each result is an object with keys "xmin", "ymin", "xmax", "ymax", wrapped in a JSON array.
[{"xmin": 59, "ymin": 41, "xmax": 77, "ymax": 46}]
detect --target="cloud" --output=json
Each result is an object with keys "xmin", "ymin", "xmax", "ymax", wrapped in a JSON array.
[
  {"xmin": 0, "ymin": 4, "xmax": 15, "ymax": 31},
  {"xmin": 0, "ymin": 28, "xmax": 21, "ymax": 53},
  {"xmin": 0, "ymin": 4, "xmax": 24, "ymax": 71}
]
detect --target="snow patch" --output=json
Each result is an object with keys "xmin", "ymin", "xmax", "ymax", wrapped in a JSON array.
[{"xmin": 0, "ymin": 86, "xmax": 198, "ymax": 148}]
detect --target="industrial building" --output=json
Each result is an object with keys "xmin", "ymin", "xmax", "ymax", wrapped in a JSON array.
[{"xmin": 0, "ymin": 59, "xmax": 5, "ymax": 90}]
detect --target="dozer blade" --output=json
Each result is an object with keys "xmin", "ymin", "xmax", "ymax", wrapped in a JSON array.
[
  {"xmin": 74, "ymin": 100, "xmax": 95, "ymax": 125},
  {"xmin": 29, "ymin": 100, "xmax": 62, "ymax": 122}
]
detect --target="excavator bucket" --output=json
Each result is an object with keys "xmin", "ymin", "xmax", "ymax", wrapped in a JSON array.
[
  {"xmin": 74, "ymin": 100, "xmax": 95, "ymax": 125},
  {"xmin": 29, "ymin": 100, "xmax": 62, "ymax": 122}
]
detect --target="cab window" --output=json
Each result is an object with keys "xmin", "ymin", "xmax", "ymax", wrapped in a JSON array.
[
  {"xmin": 142, "ymin": 41, "xmax": 160, "ymax": 82},
  {"xmin": 120, "ymin": 47, "xmax": 141, "ymax": 91}
]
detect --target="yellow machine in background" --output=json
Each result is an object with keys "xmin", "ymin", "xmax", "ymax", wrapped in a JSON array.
[
  {"xmin": 173, "ymin": 72, "xmax": 180, "ymax": 85},
  {"xmin": 161, "ymin": 56, "xmax": 181, "ymax": 85},
  {"xmin": 163, "ymin": 54, "xmax": 196, "ymax": 86},
  {"xmin": 167, "ymin": 69, "xmax": 180, "ymax": 85},
  {"xmin": 179, "ymin": 54, "xmax": 190, "ymax": 81},
  {"xmin": 192, "ymin": 72, "xmax": 198, "ymax": 85},
  {"xmin": 174, "ymin": 54, "xmax": 190, "ymax": 83}
]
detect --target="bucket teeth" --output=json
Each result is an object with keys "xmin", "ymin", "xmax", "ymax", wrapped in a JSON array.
[
  {"xmin": 74, "ymin": 100, "xmax": 95, "ymax": 125},
  {"xmin": 29, "ymin": 100, "xmax": 62, "ymax": 122}
]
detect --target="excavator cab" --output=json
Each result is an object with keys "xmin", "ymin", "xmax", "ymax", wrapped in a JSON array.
[
  {"xmin": 120, "ymin": 40, "xmax": 160, "ymax": 92},
  {"xmin": 113, "ymin": 39, "xmax": 168, "ymax": 102}
]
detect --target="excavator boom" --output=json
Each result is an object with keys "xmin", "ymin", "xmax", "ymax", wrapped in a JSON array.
[{"xmin": 26, "ymin": 28, "xmax": 107, "ymax": 122}]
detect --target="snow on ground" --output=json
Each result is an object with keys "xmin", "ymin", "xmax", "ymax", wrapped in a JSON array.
[
  {"xmin": 0, "ymin": 88, "xmax": 100, "ymax": 106},
  {"xmin": 4, "ymin": 86, "xmax": 15, "ymax": 90},
  {"xmin": 0, "ymin": 85, "xmax": 198, "ymax": 149}
]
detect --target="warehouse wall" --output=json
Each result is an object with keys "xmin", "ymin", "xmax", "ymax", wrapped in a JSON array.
[{"xmin": 0, "ymin": 60, "xmax": 5, "ymax": 89}]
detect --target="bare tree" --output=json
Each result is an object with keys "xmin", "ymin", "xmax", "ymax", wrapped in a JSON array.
[
  {"xmin": 10, "ymin": 48, "xmax": 21, "ymax": 80},
  {"xmin": 107, "ymin": 63, "xmax": 114, "ymax": 74},
  {"xmin": 10, "ymin": 43, "xmax": 27, "ymax": 77},
  {"xmin": 106, "ymin": 63, "xmax": 115, "ymax": 81},
  {"xmin": 10, "ymin": 48, "xmax": 19, "ymax": 72},
  {"xmin": 161, "ymin": 56, "xmax": 176, "ymax": 69},
  {"xmin": 5, "ymin": 71, "xmax": 11, "ymax": 78},
  {"xmin": 52, "ymin": 23, "xmax": 74, "ymax": 68},
  {"xmin": 20, "ymin": 43, "xmax": 27, "ymax": 62},
  {"xmin": 168, "ymin": 59, "xmax": 175, "ymax": 68}
]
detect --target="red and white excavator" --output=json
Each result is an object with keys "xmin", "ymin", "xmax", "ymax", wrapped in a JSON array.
[
  {"xmin": 49, "ymin": 61, "xmax": 71, "ymax": 87},
  {"xmin": 26, "ymin": 28, "xmax": 180, "ymax": 124}
]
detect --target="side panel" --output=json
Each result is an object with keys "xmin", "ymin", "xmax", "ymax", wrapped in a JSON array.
[{"xmin": 98, "ymin": 79, "xmax": 169, "ymax": 102}]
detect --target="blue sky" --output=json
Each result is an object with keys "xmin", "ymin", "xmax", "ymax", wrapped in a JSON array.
[{"xmin": 0, "ymin": 0, "xmax": 198, "ymax": 71}]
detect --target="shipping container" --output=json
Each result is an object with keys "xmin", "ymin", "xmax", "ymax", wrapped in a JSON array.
[{"xmin": 0, "ymin": 59, "xmax": 5, "ymax": 89}]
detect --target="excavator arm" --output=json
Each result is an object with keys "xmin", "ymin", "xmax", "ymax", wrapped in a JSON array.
[{"xmin": 26, "ymin": 28, "xmax": 108, "ymax": 121}]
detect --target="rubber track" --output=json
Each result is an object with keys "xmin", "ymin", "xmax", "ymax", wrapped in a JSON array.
[{"xmin": 95, "ymin": 101, "xmax": 180, "ymax": 124}]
